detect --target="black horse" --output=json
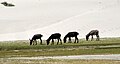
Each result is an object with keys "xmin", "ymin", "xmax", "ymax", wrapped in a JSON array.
[
  {"xmin": 63, "ymin": 32, "xmax": 79, "ymax": 43},
  {"xmin": 1, "ymin": 2, "xmax": 15, "ymax": 7},
  {"xmin": 29, "ymin": 34, "xmax": 43, "ymax": 45},
  {"xmin": 86, "ymin": 30, "xmax": 99, "ymax": 41},
  {"xmin": 46, "ymin": 33, "xmax": 62, "ymax": 45}
]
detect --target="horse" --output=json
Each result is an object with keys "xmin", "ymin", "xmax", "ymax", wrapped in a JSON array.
[
  {"xmin": 1, "ymin": 2, "xmax": 15, "ymax": 7},
  {"xmin": 29, "ymin": 34, "xmax": 43, "ymax": 45},
  {"xmin": 86, "ymin": 30, "xmax": 99, "ymax": 41},
  {"xmin": 46, "ymin": 33, "xmax": 62, "ymax": 45},
  {"xmin": 63, "ymin": 32, "xmax": 79, "ymax": 43}
]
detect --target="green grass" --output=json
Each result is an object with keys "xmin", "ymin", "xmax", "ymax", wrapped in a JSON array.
[
  {"xmin": 0, "ymin": 48, "xmax": 120, "ymax": 58},
  {"xmin": 0, "ymin": 38, "xmax": 120, "ymax": 58},
  {"xmin": 0, "ymin": 38, "xmax": 120, "ymax": 50},
  {"xmin": 0, "ymin": 59, "xmax": 120, "ymax": 64}
]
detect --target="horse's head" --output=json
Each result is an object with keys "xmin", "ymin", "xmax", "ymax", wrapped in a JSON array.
[
  {"xmin": 46, "ymin": 39, "xmax": 50, "ymax": 45},
  {"xmin": 86, "ymin": 34, "xmax": 89, "ymax": 41},
  {"xmin": 29, "ymin": 39, "xmax": 32, "ymax": 45},
  {"xmin": 63, "ymin": 37, "xmax": 67, "ymax": 43}
]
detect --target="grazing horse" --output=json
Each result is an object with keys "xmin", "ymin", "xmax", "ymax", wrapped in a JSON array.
[
  {"xmin": 86, "ymin": 30, "xmax": 99, "ymax": 41},
  {"xmin": 63, "ymin": 32, "xmax": 79, "ymax": 43},
  {"xmin": 29, "ymin": 34, "xmax": 43, "ymax": 45},
  {"xmin": 1, "ymin": 2, "xmax": 15, "ymax": 7},
  {"xmin": 46, "ymin": 33, "xmax": 62, "ymax": 45}
]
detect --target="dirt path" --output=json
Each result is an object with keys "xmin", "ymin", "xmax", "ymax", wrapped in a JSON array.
[{"xmin": 7, "ymin": 54, "xmax": 120, "ymax": 60}]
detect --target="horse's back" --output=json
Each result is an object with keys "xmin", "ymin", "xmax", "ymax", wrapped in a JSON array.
[
  {"xmin": 32, "ymin": 34, "xmax": 43, "ymax": 39},
  {"xmin": 67, "ymin": 32, "xmax": 79, "ymax": 37},
  {"xmin": 50, "ymin": 33, "xmax": 61, "ymax": 39},
  {"xmin": 89, "ymin": 30, "xmax": 99, "ymax": 35}
]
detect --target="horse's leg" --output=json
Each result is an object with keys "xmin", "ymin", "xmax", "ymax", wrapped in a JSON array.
[
  {"xmin": 74, "ymin": 37, "xmax": 76, "ymax": 43},
  {"xmin": 35, "ymin": 40, "xmax": 37, "ymax": 45},
  {"xmin": 33, "ymin": 40, "xmax": 36, "ymax": 45},
  {"xmin": 74, "ymin": 36, "xmax": 79, "ymax": 43},
  {"xmin": 69, "ymin": 37, "xmax": 72, "ymax": 43},
  {"xmin": 59, "ymin": 38, "xmax": 62, "ymax": 45},
  {"xmin": 33, "ymin": 40, "xmax": 35, "ymax": 45},
  {"xmin": 40, "ymin": 38, "xmax": 42, "ymax": 45},
  {"xmin": 98, "ymin": 35, "xmax": 100, "ymax": 41},
  {"xmin": 96, "ymin": 35, "xmax": 100, "ymax": 41},
  {"xmin": 76, "ymin": 36, "xmax": 79, "ymax": 43},
  {"xmin": 51, "ymin": 39, "xmax": 54, "ymax": 45},
  {"xmin": 57, "ymin": 39, "xmax": 59, "ymax": 45},
  {"xmin": 91, "ymin": 35, "xmax": 93, "ymax": 41}
]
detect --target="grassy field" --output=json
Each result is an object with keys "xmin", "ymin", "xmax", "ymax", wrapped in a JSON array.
[
  {"xmin": 0, "ymin": 38, "xmax": 120, "ymax": 58},
  {"xmin": 0, "ymin": 59, "xmax": 120, "ymax": 64},
  {"xmin": 0, "ymin": 38, "xmax": 120, "ymax": 64}
]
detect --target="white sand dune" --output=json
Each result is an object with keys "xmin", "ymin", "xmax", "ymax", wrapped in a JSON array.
[{"xmin": 0, "ymin": 0, "xmax": 120, "ymax": 41}]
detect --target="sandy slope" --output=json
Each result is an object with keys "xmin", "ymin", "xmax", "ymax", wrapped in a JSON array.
[{"xmin": 0, "ymin": 0, "xmax": 120, "ymax": 41}]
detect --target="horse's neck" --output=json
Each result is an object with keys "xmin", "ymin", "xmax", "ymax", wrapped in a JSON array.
[
  {"xmin": 64, "ymin": 36, "xmax": 67, "ymax": 39},
  {"xmin": 31, "ymin": 38, "xmax": 35, "ymax": 41},
  {"xmin": 47, "ymin": 37, "xmax": 51, "ymax": 41},
  {"xmin": 87, "ymin": 33, "xmax": 91, "ymax": 37}
]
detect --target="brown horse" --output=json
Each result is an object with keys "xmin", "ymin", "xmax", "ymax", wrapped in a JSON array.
[
  {"xmin": 29, "ymin": 34, "xmax": 43, "ymax": 45},
  {"xmin": 86, "ymin": 30, "xmax": 99, "ymax": 41},
  {"xmin": 63, "ymin": 32, "xmax": 79, "ymax": 43},
  {"xmin": 46, "ymin": 33, "xmax": 62, "ymax": 45}
]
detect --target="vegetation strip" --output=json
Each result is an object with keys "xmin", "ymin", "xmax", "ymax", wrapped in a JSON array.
[{"xmin": 0, "ymin": 38, "xmax": 120, "ymax": 58}]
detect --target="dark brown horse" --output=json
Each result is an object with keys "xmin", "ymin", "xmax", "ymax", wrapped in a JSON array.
[
  {"xmin": 63, "ymin": 32, "xmax": 79, "ymax": 43},
  {"xmin": 86, "ymin": 30, "xmax": 99, "ymax": 41},
  {"xmin": 29, "ymin": 34, "xmax": 43, "ymax": 45},
  {"xmin": 46, "ymin": 33, "xmax": 62, "ymax": 45}
]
